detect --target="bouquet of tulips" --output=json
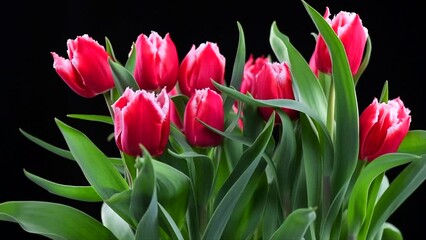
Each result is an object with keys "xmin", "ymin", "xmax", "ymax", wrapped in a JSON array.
[{"xmin": 1, "ymin": 1, "xmax": 425, "ymax": 239}]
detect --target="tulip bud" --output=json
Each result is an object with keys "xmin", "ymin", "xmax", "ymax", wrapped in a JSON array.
[
  {"xmin": 178, "ymin": 42, "xmax": 225, "ymax": 97},
  {"xmin": 310, "ymin": 7, "xmax": 368, "ymax": 76},
  {"xmin": 251, "ymin": 62, "xmax": 298, "ymax": 122},
  {"xmin": 112, "ymin": 87, "xmax": 170, "ymax": 157},
  {"xmin": 133, "ymin": 31, "xmax": 179, "ymax": 92},
  {"xmin": 51, "ymin": 34, "xmax": 115, "ymax": 98},
  {"xmin": 183, "ymin": 88, "xmax": 224, "ymax": 147},
  {"xmin": 240, "ymin": 54, "xmax": 269, "ymax": 95},
  {"xmin": 359, "ymin": 97, "xmax": 411, "ymax": 162}
]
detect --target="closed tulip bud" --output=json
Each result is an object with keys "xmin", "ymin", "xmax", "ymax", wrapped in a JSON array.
[
  {"xmin": 133, "ymin": 31, "xmax": 179, "ymax": 92},
  {"xmin": 178, "ymin": 42, "xmax": 225, "ymax": 97},
  {"xmin": 251, "ymin": 62, "xmax": 298, "ymax": 122},
  {"xmin": 241, "ymin": 54, "xmax": 269, "ymax": 95},
  {"xmin": 51, "ymin": 34, "xmax": 115, "ymax": 98},
  {"xmin": 183, "ymin": 88, "xmax": 224, "ymax": 147},
  {"xmin": 112, "ymin": 87, "xmax": 170, "ymax": 157},
  {"xmin": 359, "ymin": 97, "xmax": 411, "ymax": 162},
  {"xmin": 310, "ymin": 7, "xmax": 368, "ymax": 75}
]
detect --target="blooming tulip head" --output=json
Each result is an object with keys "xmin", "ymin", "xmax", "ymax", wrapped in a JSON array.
[
  {"xmin": 359, "ymin": 97, "xmax": 411, "ymax": 162},
  {"xmin": 112, "ymin": 87, "xmax": 170, "ymax": 157},
  {"xmin": 240, "ymin": 54, "xmax": 269, "ymax": 95},
  {"xmin": 183, "ymin": 88, "xmax": 224, "ymax": 147},
  {"xmin": 310, "ymin": 7, "xmax": 368, "ymax": 76},
  {"xmin": 51, "ymin": 34, "xmax": 115, "ymax": 98},
  {"xmin": 178, "ymin": 42, "xmax": 226, "ymax": 97},
  {"xmin": 251, "ymin": 62, "xmax": 298, "ymax": 122},
  {"xmin": 133, "ymin": 31, "xmax": 179, "ymax": 93}
]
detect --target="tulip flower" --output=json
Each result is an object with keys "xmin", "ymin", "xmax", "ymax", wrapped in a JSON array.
[
  {"xmin": 178, "ymin": 42, "xmax": 225, "ymax": 97},
  {"xmin": 240, "ymin": 54, "xmax": 269, "ymax": 95},
  {"xmin": 112, "ymin": 87, "xmax": 170, "ymax": 157},
  {"xmin": 51, "ymin": 34, "xmax": 115, "ymax": 98},
  {"xmin": 359, "ymin": 97, "xmax": 411, "ymax": 162},
  {"xmin": 183, "ymin": 88, "xmax": 224, "ymax": 147},
  {"xmin": 310, "ymin": 7, "xmax": 368, "ymax": 75},
  {"xmin": 133, "ymin": 31, "xmax": 179, "ymax": 93},
  {"xmin": 251, "ymin": 62, "xmax": 298, "ymax": 122},
  {"xmin": 168, "ymin": 86, "xmax": 183, "ymax": 130}
]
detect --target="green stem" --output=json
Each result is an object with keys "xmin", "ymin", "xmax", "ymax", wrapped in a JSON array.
[{"xmin": 103, "ymin": 91, "xmax": 115, "ymax": 118}]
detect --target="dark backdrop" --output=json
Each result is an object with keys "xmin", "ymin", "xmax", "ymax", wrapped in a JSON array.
[{"xmin": 2, "ymin": 0, "xmax": 425, "ymax": 239}]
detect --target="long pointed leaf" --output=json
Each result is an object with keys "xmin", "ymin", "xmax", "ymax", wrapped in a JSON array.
[
  {"xmin": 55, "ymin": 118, "xmax": 129, "ymax": 200},
  {"xmin": 24, "ymin": 170, "xmax": 102, "ymax": 202},
  {"xmin": 367, "ymin": 155, "xmax": 426, "ymax": 239},
  {"xmin": 347, "ymin": 153, "xmax": 419, "ymax": 238},
  {"xmin": 19, "ymin": 128, "xmax": 74, "ymax": 161},
  {"xmin": 0, "ymin": 201, "xmax": 118, "ymax": 240}
]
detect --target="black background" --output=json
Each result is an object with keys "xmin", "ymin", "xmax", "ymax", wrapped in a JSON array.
[{"xmin": 2, "ymin": 0, "xmax": 425, "ymax": 239}]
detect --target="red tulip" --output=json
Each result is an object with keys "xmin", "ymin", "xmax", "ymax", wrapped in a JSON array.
[
  {"xmin": 133, "ymin": 31, "xmax": 179, "ymax": 92},
  {"xmin": 251, "ymin": 62, "xmax": 298, "ymax": 122},
  {"xmin": 183, "ymin": 88, "xmax": 224, "ymax": 147},
  {"xmin": 240, "ymin": 54, "xmax": 269, "ymax": 95},
  {"xmin": 112, "ymin": 87, "xmax": 170, "ymax": 157},
  {"xmin": 178, "ymin": 42, "xmax": 225, "ymax": 97},
  {"xmin": 359, "ymin": 97, "xmax": 411, "ymax": 162},
  {"xmin": 51, "ymin": 34, "xmax": 115, "ymax": 98},
  {"xmin": 310, "ymin": 7, "xmax": 368, "ymax": 75}
]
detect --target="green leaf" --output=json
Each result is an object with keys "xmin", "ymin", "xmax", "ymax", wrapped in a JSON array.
[
  {"xmin": 398, "ymin": 130, "xmax": 426, "ymax": 155},
  {"xmin": 19, "ymin": 128, "xmax": 74, "ymax": 161},
  {"xmin": 0, "ymin": 201, "xmax": 118, "ymax": 240},
  {"xmin": 109, "ymin": 58, "xmax": 139, "ymax": 95},
  {"xmin": 153, "ymin": 160, "xmax": 191, "ymax": 229},
  {"xmin": 353, "ymin": 36, "xmax": 372, "ymax": 86},
  {"xmin": 133, "ymin": 149, "xmax": 159, "ymax": 240},
  {"xmin": 101, "ymin": 203, "xmax": 135, "ymax": 240},
  {"xmin": 24, "ymin": 169, "xmax": 102, "ymax": 202},
  {"xmin": 202, "ymin": 114, "xmax": 275, "ymax": 240},
  {"xmin": 269, "ymin": 207, "xmax": 316, "ymax": 240},
  {"xmin": 300, "ymin": 115, "xmax": 322, "ymax": 224},
  {"xmin": 273, "ymin": 110, "xmax": 297, "ymax": 218},
  {"xmin": 223, "ymin": 21, "xmax": 246, "ymax": 114},
  {"xmin": 378, "ymin": 80, "xmax": 389, "ymax": 103},
  {"xmin": 262, "ymin": 182, "xmax": 283, "ymax": 240},
  {"xmin": 105, "ymin": 190, "xmax": 137, "ymax": 229},
  {"xmin": 67, "ymin": 114, "xmax": 113, "ymax": 125},
  {"xmin": 55, "ymin": 118, "xmax": 129, "ymax": 200},
  {"xmin": 222, "ymin": 163, "xmax": 268, "ymax": 239},
  {"xmin": 125, "ymin": 42, "xmax": 137, "ymax": 73},
  {"xmin": 367, "ymin": 155, "xmax": 426, "ymax": 239},
  {"xmin": 347, "ymin": 153, "xmax": 419, "ymax": 238},
  {"xmin": 105, "ymin": 36, "xmax": 120, "ymax": 64},
  {"xmin": 159, "ymin": 204, "xmax": 185, "ymax": 240},
  {"xmin": 380, "ymin": 223, "xmax": 403, "ymax": 240}
]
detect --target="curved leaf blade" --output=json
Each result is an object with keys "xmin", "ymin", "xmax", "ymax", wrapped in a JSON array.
[
  {"xmin": 269, "ymin": 207, "xmax": 316, "ymax": 240},
  {"xmin": 24, "ymin": 169, "xmax": 102, "ymax": 202},
  {"xmin": 398, "ymin": 130, "xmax": 426, "ymax": 155},
  {"xmin": 55, "ymin": 118, "xmax": 129, "ymax": 200},
  {"xmin": 0, "ymin": 201, "xmax": 118, "ymax": 240},
  {"xmin": 19, "ymin": 128, "xmax": 74, "ymax": 161}
]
